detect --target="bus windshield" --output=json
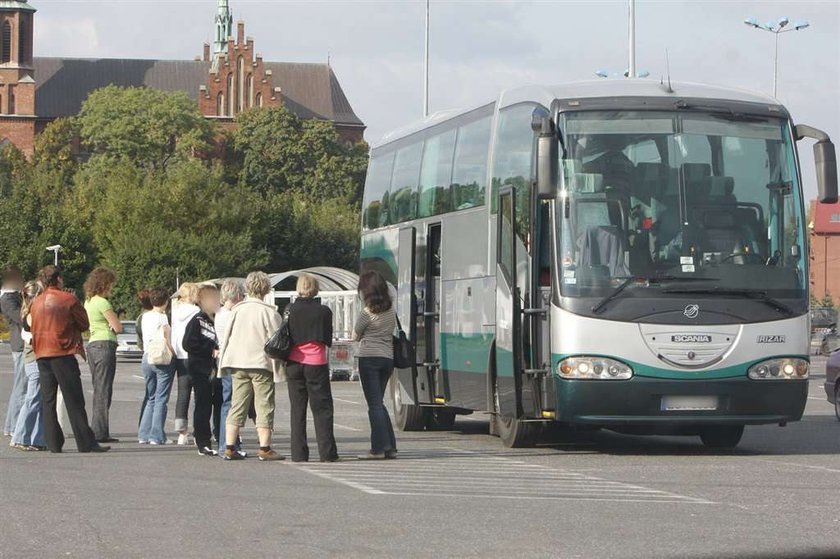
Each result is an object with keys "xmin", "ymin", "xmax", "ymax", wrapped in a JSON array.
[{"xmin": 557, "ymin": 110, "xmax": 806, "ymax": 302}]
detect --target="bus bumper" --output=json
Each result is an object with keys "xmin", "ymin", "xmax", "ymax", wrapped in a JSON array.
[{"xmin": 555, "ymin": 376, "xmax": 808, "ymax": 426}]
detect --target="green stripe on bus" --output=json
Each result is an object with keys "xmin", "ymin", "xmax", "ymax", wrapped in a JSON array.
[{"xmin": 440, "ymin": 332, "xmax": 494, "ymax": 374}]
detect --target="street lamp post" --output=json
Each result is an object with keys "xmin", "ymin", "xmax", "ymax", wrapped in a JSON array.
[
  {"xmin": 744, "ymin": 16, "xmax": 810, "ymax": 98},
  {"xmin": 46, "ymin": 244, "xmax": 61, "ymax": 267}
]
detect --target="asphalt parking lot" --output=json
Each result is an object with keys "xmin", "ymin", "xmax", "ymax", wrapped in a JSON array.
[{"xmin": 0, "ymin": 346, "xmax": 839, "ymax": 559}]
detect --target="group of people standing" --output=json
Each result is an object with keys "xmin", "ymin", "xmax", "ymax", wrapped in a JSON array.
[{"xmin": 3, "ymin": 264, "xmax": 402, "ymax": 462}]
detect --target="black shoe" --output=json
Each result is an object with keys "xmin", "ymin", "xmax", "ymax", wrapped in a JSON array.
[
  {"xmin": 321, "ymin": 456, "xmax": 341, "ymax": 463},
  {"xmin": 83, "ymin": 445, "xmax": 111, "ymax": 453},
  {"xmin": 197, "ymin": 446, "xmax": 218, "ymax": 457},
  {"xmin": 97, "ymin": 437, "xmax": 119, "ymax": 443},
  {"xmin": 385, "ymin": 450, "xmax": 398, "ymax": 460}
]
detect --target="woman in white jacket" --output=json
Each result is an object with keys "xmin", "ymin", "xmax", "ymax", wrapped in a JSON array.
[
  {"xmin": 171, "ymin": 282, "xmax": 200, "ymax": 445},
  {"xmin": 218, "ymin": 272, "xmax": 284, "ymax": 461}
]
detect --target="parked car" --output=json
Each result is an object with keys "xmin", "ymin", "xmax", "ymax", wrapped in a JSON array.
[
  {"xmin": 822, "ymin": 329, "xmax": 840, "ymax": 356},
  {"xmin": 116, "ymin": 320, "xmax": 143, "ymax": 361},
  {"xmin": 826, "ymin": 349, "xmax": 840, "ymax": 421}
]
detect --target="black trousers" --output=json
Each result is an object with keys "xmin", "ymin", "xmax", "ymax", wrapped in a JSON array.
[
  {"xmin": 38, "ymin": 355, "xmax": 98, "ymax": 452},
  {"xmin": 87, "ymin": 340, "xmax": 117, "ymax": 440},
  {"xmin": 174, "ymin": 358, "xmax": 192, "ymax": 433},
  {"xmin": 285, "ymin": 362, "xmax": 338, "ymax": 462},
  {"xmin": 211, "ymin": 377, "xmax": 223, "ymax": 442},
  {"xmin": 188, "ymin": 361, "xmax": 213, "ymax": 448}
]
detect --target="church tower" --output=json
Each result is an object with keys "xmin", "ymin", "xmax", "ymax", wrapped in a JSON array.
[
  {"xmin": 0, "ymin": 0, "xmax": 36, "ymax": 152},
  {"xmin": 213, "ymin": 0, "xmax": 233, "ymax": 56}
]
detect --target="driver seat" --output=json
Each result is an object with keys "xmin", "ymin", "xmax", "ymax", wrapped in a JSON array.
[{"xmin": 698, "ymin": 209, "xmax": 757, "ymax": 261}]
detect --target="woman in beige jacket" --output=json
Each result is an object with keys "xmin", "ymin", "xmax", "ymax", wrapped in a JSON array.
[{"xmin": 218, "ymin": 271, "xmax": 284, "ymax": 461}]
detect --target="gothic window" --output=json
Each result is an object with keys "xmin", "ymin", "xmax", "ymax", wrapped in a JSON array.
[
  {"xmin": 217, "ymin": 92, "xmax": 225, "ymax": 116},
  {"xmin": 227, "ymin": 74, "xmax": 234, "ymax": 116},
  {"xmin": 9, "ymin": 85, "xmax": 16, "ymax": 114},
  {"xmin": 0, "ymin": 93, "xmax": 4, "ymax": 114},
  {"xmin": 255, "ymin": 93, "xmax": 263, "ymax": 108},
  {"xmin": 237, "ymin": 56, "xmax": 245, "ymax": 113},
  {"xmin": 18, "ymin": 16, "xmax": 27, "ymax": 63},
  {"xmin": 246, "ymin": 74, "xmax": 253, "ymax": 108},
  {"xmin": 1, "ymin": 21, "xmax": 11, "ymax": 64}
]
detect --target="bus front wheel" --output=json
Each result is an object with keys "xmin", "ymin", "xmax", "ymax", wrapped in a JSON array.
[
  {"xmin": 699, "ymin": 425, "xmax": 744, "ymax": 449},
  {"xmin": 491, "ymin": 376, "xmax": 537, "ymax": 448},
  {"xmin": 391, "ymin": 377, "xmax": 426, "ymax": 431}
]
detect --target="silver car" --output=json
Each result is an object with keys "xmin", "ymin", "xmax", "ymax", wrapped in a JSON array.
[{"xmin": 116, "ymin": 320, "xmax": 143, "ymax": 361}]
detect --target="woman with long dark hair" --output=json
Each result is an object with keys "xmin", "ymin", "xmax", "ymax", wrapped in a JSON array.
[
  {"xmin": 353, "ymin": 271, "xmax": 398, "ymax": 460},
  {"xmin": 10, "ymin": 280, "xmax": 45, "ymax": 451}
]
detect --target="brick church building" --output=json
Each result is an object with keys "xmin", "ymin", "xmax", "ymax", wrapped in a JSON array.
[{"xmin": 0, "ymin": 0, "xmax": 365, "ymax": 155}]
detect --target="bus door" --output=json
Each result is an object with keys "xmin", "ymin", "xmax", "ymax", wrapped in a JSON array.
[
  {"xmin": 423, "ymin": 223, "xmax": 449, "ymax": 404},
  {"xmin": 495, "ymin": 188, "xmax": 528, "ymax": 418},
  {"xmin": 396, "ymin": 226, "xmax": 429, "ymax": 405}
]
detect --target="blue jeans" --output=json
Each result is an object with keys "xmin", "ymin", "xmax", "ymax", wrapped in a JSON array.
[
  {"xmin": 138, "ymin": 357, "xmax": 175, "ymax": 444},
  {"xmin": 4, "ymin": 351, "xmax": 26, "ymax": 433},
  {"xmin": 359, "ymin": 357, "xmax": 397, "ymax": 454},
  {"xmin": 11, "ymin": 361, "xmax": 44, "ymax": 447}
]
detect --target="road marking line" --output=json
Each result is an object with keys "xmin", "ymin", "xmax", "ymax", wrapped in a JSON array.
[
  {"xmin": 333, "ymin": 423, "xmax": 361, "ymax": 432},
  {"xmin": 754, "ymin": 458, "xmax": 840, "ymax": 474},
  {"xmin": 292, "ymin": 447, "xmax": 713, "ymax": 504},
  {"xmin": 333, "ymin": 398, "xmax": 362, "ymax": 405}
]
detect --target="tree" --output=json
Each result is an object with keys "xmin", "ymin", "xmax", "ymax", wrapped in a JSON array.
[
  {"xmin": 78, "ymin": 85, "xmax": 215, "ymax": 170},
  {"xmin": 233, "ymin": 106, "xmax": 368, "ymax": 203},
  {"xmin": 74, "ymin": 158, "xmax": 268, "ymax": 313}
]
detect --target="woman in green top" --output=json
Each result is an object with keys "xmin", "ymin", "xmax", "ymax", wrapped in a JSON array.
[{"xmin": 84, "ymin": 267, "xmax": 123, "ymax": 443}]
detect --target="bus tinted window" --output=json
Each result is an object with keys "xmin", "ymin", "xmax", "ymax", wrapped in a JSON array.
[
  {"xmin": 391, "ymin": 142, "xmax": 423, "ymax": 223},
  {"xmin": 450, "ymin": 116, "xmax": 491, "ymax": 211},
  {"xmin": 363, "ymin": 151, "xmax": 395, "ymax": 229},
  {"xmin": 419, "ymin": 129, "xmax": 456, "ymax": 218},
  {"xmin": 492, "ymin": 103, "xmax": 537, "ymax": 248}
]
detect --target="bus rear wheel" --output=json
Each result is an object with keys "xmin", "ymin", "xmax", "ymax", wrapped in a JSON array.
[
  {"xmin": 391, "ymin": 377, "xmax": 426, "ymax": 431},
  {"xmin": 699, "ymin": 425, "xmax": 744, "ymax": 449}
]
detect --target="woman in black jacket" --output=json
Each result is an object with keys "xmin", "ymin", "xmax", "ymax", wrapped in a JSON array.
[
  {"xmin": 285, "ymin": 274, "xmax": 338, "ymax": 462},
  {"xmin": 183, "ymin": 284, "xmax": 220, "ymax": 457}
]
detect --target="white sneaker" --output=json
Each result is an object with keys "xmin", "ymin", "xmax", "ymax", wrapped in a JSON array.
[
  {"xmin": 150, "ymin": 439, "xmax": 173, "ymax": 446},
  {"xmin": 177, "ymin": 433, "xmax": 189, "ymax": 446},
  {"xmin": 138, "ymin": 440, "xmax": 149, "ymax": 445}
]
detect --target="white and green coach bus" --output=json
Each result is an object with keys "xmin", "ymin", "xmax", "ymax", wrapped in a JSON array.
[{"xmin": 360, "ymin": 80, "xmax": 837, "ymax": 448}]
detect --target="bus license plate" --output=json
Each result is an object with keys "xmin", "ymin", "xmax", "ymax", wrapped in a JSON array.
[{"xmin": 661, "ymin": 395, "xmax": 718, "ymax": 411}]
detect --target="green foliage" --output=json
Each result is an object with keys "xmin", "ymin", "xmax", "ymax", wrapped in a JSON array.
[
  {"xmin": 78, "ymin": 86, "xmax": 215, "ymax": 170},
  {"xmin": 233, "ymin": 106, "xmax": 368, "ymax": 203},
  {"xmin": 0, "ymin": 87, "xmax": 368, "ymax": 316}
]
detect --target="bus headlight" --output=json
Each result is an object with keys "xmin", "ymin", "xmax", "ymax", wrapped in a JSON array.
[
  {"xmin": 558, "ymin": 357, "xmax": 633, "ymax": 380},
  {"xmin": 748, "ymin": 358, "xmax": 808, "ymax": 380}
]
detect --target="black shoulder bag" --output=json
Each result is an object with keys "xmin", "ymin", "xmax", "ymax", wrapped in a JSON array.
[
  {"xmin": 392, "ymin": 316, "xmax": 415, "ymax": 369},
  {"xmin": 265, "ymin": 308, "xmax": 293, "ymax": 361}
]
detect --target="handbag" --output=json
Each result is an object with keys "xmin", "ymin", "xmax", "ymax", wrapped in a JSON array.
[
  {"xmin": 265, "ymin": 309, "xmax": 292, "ymax": 361},
  {"xmin": 392, "ymin": 316, "xmax": 414, "ymax": 369},
  {"xmin": 146, "ymin": 319, "xmax": 172, "ymax": 366}
]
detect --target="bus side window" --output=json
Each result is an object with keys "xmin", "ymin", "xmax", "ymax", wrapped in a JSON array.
[
  {"xmin": 391, "ymin": 142, "xmax": 423, "ymax": 224},
  {"xmin": 363, "ymin": 151, "xmax": 395, "ymax": 229},
  {"xmin": 419, "ymin": 129, "xmax": 456, "ymax": 218},
  {"xmin": 492, "ymin": 103, "xmax": 538, "ymax": 253},
  {"xmin": 451, "ymin": 116, "xmax": 491, "ymax": 211}
]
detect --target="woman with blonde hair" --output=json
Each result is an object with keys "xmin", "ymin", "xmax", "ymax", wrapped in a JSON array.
[
  {"xmin": 171, "ymin": 282, "xmax": 200, "ymax": 445},
  {"xmin": 10, "ymin": 280, "xmax": 46, "ymax": 450},
  {"xmin": 284, "ymin": 274, "xmax": 338, "ymax": 462},
  {"xmin": 218, "ymin": 272, "xmax": 284, "ymax": 461},
  {"xmin": 83, "ymin": 266, "xmax": 123, "ymax": 443}
]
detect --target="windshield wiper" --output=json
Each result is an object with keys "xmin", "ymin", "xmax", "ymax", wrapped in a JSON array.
[
  {"xmin": 661, "ymin": 287, "xmax": 795, "ymax": 317},
  {"xmin": 591, "ymin": 275, "xmax": 717, "ymax": 314}
]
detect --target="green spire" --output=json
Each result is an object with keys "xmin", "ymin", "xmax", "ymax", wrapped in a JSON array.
[
  {"xmin": 213, "ymin": 0, "xmax": 232, "ymax": 54},
  {"xmin": 0, "ymin": 1, "xmax": 36, "ymax": 12}
]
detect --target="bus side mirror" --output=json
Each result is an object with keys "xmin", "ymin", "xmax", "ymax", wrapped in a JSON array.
[
  {"xmin": 795, "ymin": 124, "xmax": 838, "ymax": 204},
  {"xmin": 532, "ymin": 108, "xmax": 558, "ymax": 200},
  {"xmin": 814, "ymin": 140, "xmax": 838, "ymax": 204}
]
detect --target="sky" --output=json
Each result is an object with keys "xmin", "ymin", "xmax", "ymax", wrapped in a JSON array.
[{"xmin": 31, "ymin": 0, "xmax": 839, "ymax": 199}]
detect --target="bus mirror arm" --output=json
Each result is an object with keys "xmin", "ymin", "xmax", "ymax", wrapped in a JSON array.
[
  {"xmin": 795, "ymin": 124, "xmax": 838, "ymax": 204},
  {"xmin": 532, "ymin": 108, "xmax": 558, "ymax": 200}
]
